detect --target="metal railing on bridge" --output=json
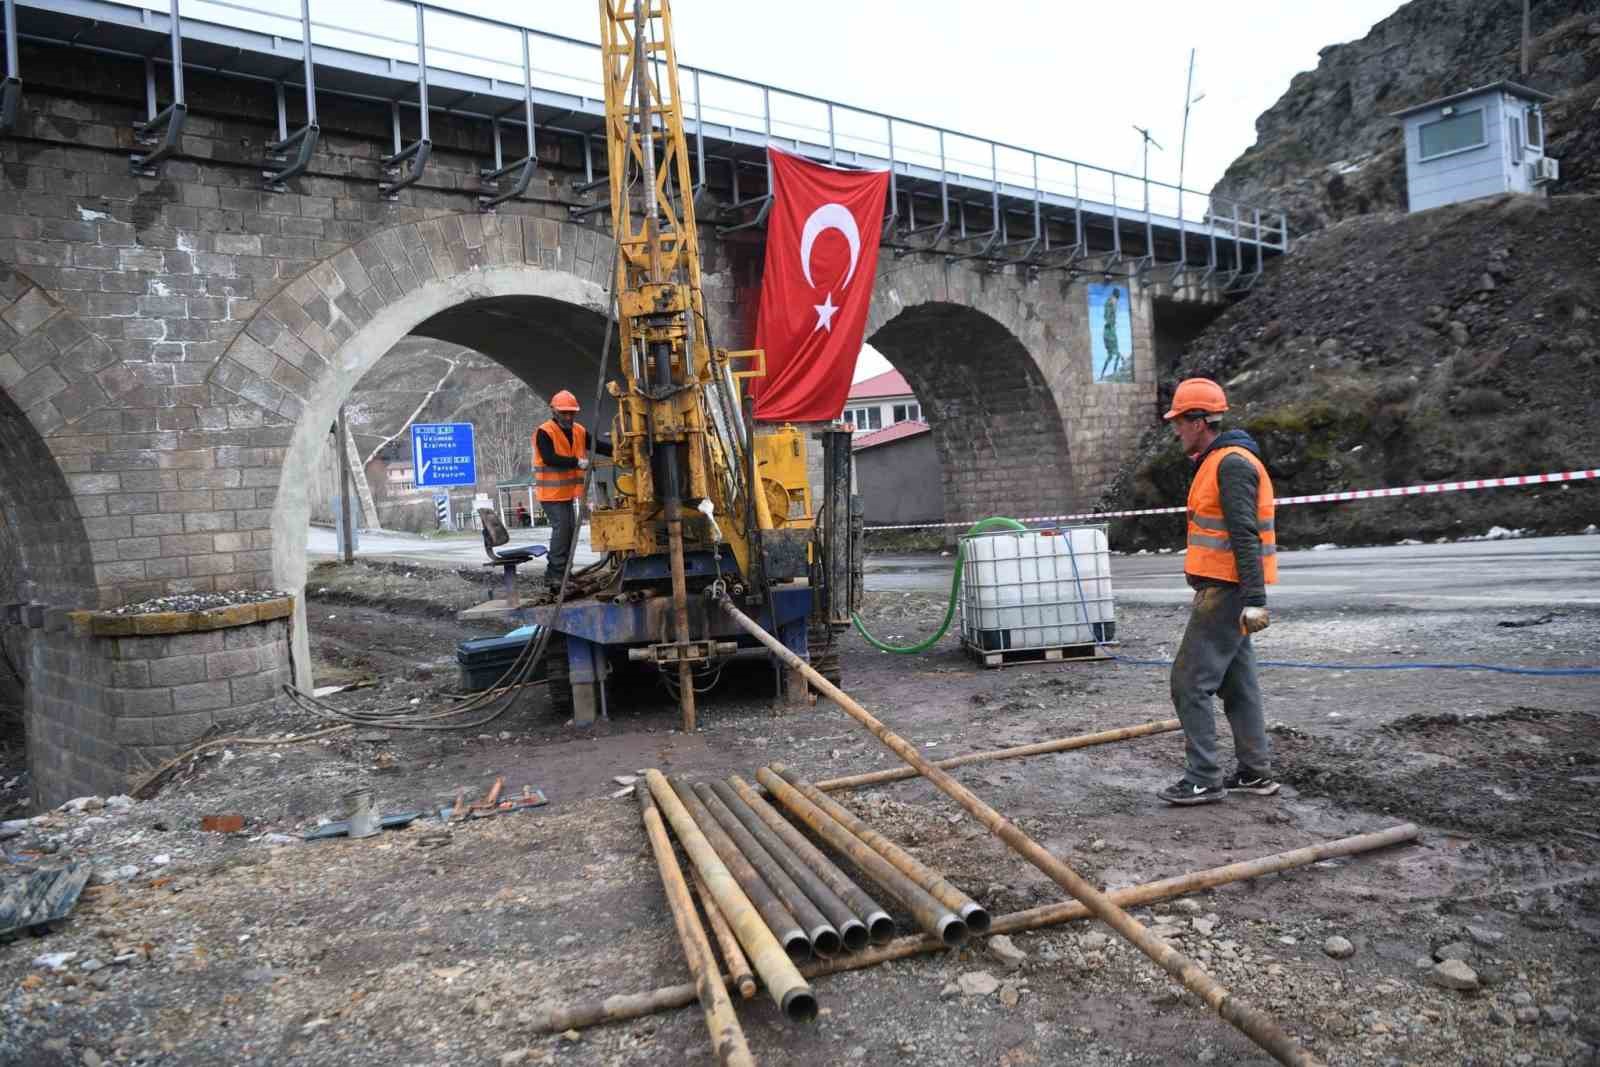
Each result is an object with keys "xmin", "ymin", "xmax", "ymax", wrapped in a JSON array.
[{"xmin": 7, "ymin": 0, "xmax": 1288, "ymax": 290}]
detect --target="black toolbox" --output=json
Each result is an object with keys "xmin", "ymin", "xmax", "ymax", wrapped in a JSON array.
[{"xmin": 456, "ymin": 628, "xmax": 546, "ymax": 692}]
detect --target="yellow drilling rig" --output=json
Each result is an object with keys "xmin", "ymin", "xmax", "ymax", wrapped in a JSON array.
[{"xmin": 538, "ymin": 0, "xmax": 859, "ymax": 729}]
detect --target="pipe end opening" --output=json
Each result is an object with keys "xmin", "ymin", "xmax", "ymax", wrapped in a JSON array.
[
  {"xmin": 781, "ymin": 988, "xmax": 819, "ymax": 1023},
  {"xmin": 811, "ymin": 927, "xmax": 842, "ymax": 957},
  {"xmin": 783, "ymin": 932, "xmax": 813, "ymax": 963},
  {"xmin": 961, "ymin": 903, "xmax": 992, "ymax": 935},
  {"xmin": 867, "ymin": 912, "xmax": 896, "ymax": 944},
  {"xmin": 936, "ymin": 915, "xmax": 969, "ymax": 946},
  {"xmin": 840, "ymin": 919, "xmax": 869, "ymax": 953}
]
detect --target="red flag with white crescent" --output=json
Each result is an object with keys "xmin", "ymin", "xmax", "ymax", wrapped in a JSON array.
[{"xmin": 752, "ymin": 147, "xmax": 890, "ymax": 422}]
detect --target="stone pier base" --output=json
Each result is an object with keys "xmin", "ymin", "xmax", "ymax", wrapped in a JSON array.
[{"xmin": 26, "ymin": 597, "xmax": 295, "ymax": 808}]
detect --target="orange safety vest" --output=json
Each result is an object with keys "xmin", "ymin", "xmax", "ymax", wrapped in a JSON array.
[
  {"xmin": 533, "ymin": 419, "xmax": 587, "ymax": 503},
  {"xmin": 1184, "ymin": 445, "xmax": 1278, "ymax": 585}
]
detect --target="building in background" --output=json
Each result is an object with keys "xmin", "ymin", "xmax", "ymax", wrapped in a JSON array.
[
  {"xmin": 1393, "ymin": 81, "xmax": 1556, "ymax": 213},
  {"xmin": 843, "ymin": 369, "xmax": 921, "ymax": 433},
  {"xmin": 852, "ymin": 420, "xmax": 939, "ymax": 526}
]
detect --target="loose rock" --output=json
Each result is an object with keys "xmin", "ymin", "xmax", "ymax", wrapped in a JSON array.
[
  {"xmin": 986, "ymin": 934, "xmax": 1027, "ymax": 971},
  {"xmin": 1430, "ymin": 959, "xmax": 1479, "ymax": 992},
  {"xmin": 957, "ymin": 971, "xmax": 1000, "ymax": 996},
  {"xmin": 1323, "ymin": 935, "xmax": 1355, "ymax": 960}
]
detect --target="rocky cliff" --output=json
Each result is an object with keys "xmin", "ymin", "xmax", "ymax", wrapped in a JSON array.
[
  {"xmin": 1102, "ymin": 194, "xmax": 1600, "ymax": 548},
  {"xmin": 1213, "ymin": 0, "xmax": 1600, "ymax": 234}
]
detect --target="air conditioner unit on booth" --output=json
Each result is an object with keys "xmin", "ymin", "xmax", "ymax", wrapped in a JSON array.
[{"xmin": 1531, "ymin": 157, "xmax": 1560, "ymax": 183}]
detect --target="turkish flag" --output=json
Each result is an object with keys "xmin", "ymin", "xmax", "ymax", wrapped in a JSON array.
[{"xmin": 752, "ymin": 148, "xmax": 890, "ymax": 422}]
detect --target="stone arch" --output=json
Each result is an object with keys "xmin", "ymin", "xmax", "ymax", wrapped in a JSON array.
[
  {"xmin": 209, "ymin": 214, "xmax": 618, "ymax": 686},
  {"xmin": 863, "ymin": 263, "xmax": 1078, "ymax": 525},
  {"xmin": 0, "ymin": 268, "xmax": 108, "ymax": 610}
]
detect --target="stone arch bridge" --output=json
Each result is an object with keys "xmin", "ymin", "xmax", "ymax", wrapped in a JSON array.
[{"xmin": 0, "ymin": 44, "xmax": 1229, "ymax": 804}]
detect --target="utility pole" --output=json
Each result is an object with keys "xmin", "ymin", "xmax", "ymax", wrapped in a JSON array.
[
  {"xmin": 1520, "ymin": 0, "xmax": 1530, "ymax": 77},
  {"xmin": 1132, "ymin": 124, "xmax": 1163, "ymax": 212},
  {"xmin": 336, "ymin": 405, "xmax": 355, "ymax": 564},
  {"xmin": 1177, "ymin": 48, "xmax": 1205, "ymax": 211}
]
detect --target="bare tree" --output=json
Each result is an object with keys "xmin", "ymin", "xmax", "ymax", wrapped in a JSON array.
[{"xmin": 478, "ymin": 396, "xmax": 529, "ymax": 486}]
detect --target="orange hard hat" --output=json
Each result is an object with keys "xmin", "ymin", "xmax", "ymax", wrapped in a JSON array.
[
  {"xmin": 550, "ymin": 389, "xmax": 580, "ymax": 412},
  {"xmin": 1162, "ymin": 378, "xmax": 1228, "ymax": 420}
]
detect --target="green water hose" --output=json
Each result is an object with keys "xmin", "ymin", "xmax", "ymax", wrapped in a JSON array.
[{"xmin": 850, "ymin": 516, "xmax": 1029, "ymax": 654}]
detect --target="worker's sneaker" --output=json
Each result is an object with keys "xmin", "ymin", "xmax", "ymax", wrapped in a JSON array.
[
  {"xmin": 1158, "ymin": 779, "xmax": 1225, "ymax": 806},
  {"xmin": 1223, "ymin": 769, "xmax": 1280, "ymax": 796}
]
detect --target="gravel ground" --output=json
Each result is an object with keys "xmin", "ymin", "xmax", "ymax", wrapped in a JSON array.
[{"xmin": 1, "ymin": 571, "xmax": 1596, "ymax": 1067}]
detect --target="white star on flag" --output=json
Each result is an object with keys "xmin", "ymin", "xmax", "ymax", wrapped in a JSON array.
[{"xmin": 812, "ymin": 291, "xmax": 839, "ymax": 332}]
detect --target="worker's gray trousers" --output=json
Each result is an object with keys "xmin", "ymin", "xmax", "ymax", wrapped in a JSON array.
[
  {"xmin": 1170, "ymin": 582, "xmax": 1271, "ymax": 789},
  {"xmin": 545, "ymin": 501, "xmax": 577, "ymax": 587}
]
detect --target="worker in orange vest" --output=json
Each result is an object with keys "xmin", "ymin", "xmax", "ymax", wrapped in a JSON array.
[
  {"xmin": 533, "ymin": 389, "xmax": 610, "ymax": 593},
  {"xmin": 1158, "ymin": 378, "xmax": 1279, "ymax": 806}
]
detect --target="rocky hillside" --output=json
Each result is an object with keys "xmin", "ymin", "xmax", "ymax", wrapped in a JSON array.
[
  {"xmin": 1213, "ymin": 0, "xmax": 1600, "ymax": 235},
  {"xmin": 1102, "ymin": 193, "xmax": 1600, "ymax": 549}
]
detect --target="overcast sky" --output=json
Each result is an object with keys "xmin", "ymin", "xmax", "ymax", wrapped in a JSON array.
[
  {"xmin": 457, "ymin": 0, "xmax": 1405, "ymax": 381},
  {"xmin": 185, "ymin": 0, "xmax": 1407, "ymax": 381}
]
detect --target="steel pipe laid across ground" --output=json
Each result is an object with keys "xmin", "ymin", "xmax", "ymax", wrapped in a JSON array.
[
  {"xmin": 669, "ymin": 776, "xmax": 811, "ymax": 963},
  {"xmin": 773, "ymin": 763, "xmax": 990, "ymax": 935},
  {"xmin": 643, "ymin": 770, "xmax": 816, "ymax": 1022},
  {"xmin": 756, "ymin": 766, "xmax": 967, "ymax": 946},
  {"xmin": 634, "ymin": 784, "xmax": 754, "ymax": 1067},
  {"xmin": 728, "ymin": 774, "xmax": 895, "ymax": 945},
  {"xmin": 813, "ymin": 718, "xmax": 1183, "ymax": 793},
  {"xmin": 691, "ymin": 868, "xmax": 756, "ymax": 1000},
  {"xmin": 720, "ymin": 594, "xmax": 1323, "ymax": 1067},
  {"xmin": 709, "ymin": 779, "xmax": 870, "ymax": 952},
  {"xmin": 524, "ymin": 823, "xmax": 1420, "ymax": 1035},
  {"xmin": 694, "ymin": 782, "xmax": 843, "ymax": 957}
]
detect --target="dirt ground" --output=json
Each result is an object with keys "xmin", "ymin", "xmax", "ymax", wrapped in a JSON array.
[{"xmin": 1, "ymin": 561, "xmax": 1596, "ymax": 1067}]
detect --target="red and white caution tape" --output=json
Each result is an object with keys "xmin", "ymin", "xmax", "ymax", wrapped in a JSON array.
[{"xmin": 864, "ymin": 468, "xmax": 1600, "ymax": 532}]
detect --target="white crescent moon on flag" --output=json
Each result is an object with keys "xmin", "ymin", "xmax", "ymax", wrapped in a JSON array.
[{"xmin": 799, "ymin": 203, "xmax": 862, "ymax": 291}]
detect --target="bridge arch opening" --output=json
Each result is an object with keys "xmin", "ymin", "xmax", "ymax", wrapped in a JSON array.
[
  {"xmin": 0, "ymin": 385, "xmax": 98, "ymax": 757},
  {"xmin": 269, "ymin": 264, "xmax": 617, "ymax": 688},
  {"xmin": 865, "ymin": 302, "xmax": 1076, "ymax": 531}
]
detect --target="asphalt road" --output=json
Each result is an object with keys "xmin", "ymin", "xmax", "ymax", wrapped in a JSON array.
[
  {"xmin": 868, "ymin": 533, "xmax": 1600, "ymax": 610},
  {"xmin": 309, "ymin": 526, "xmax": 1600, "ymax": 610}
]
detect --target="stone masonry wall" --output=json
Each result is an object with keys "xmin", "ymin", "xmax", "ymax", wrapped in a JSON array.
[{"xmin": 26, "ymin": 600, "xmax": 293, "ymax": 808}]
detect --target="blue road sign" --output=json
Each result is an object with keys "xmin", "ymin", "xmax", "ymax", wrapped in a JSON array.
[{"xmin": 411, "ymin": 423, "xmax": 477, "ymax": 488}]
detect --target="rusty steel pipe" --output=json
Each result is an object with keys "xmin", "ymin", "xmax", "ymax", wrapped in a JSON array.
[
  {"xmin": 643, "ymin": 770, "xmax": 816, "ymax": 1022},
  {"xmin": 694, "ymin": 782, "xmax": 844, "ymax": 957},
  {"xmin": 773, "ymin": 763, "xmax": 991, "ymax": 935},
  {"xmin": 720, "ymin": 594, "xmax": 1322, "ymax": 1067},
  {"xmin": 634, "ymin": 784, "xmax": 754, "ymax": 1067},
  {"xmin": 525, "ymin": 823, "xmax": 1420, "ymax": 1036},
  {"xmin": 708, "ymin": 779, "xmax": 869, "ymax": 952},
  {"xmin": 669, "ymin": 776, "xmax": 811, "ymax": 963},
  {"xmin": 691, "ymin": 868, "xmax": 756, "ymax": 1000},
  {"xmin": 728, "ymin": 774, "xmax": 895, "ymax": 945},
  {"xmin": 813, "ymin": 718, "xmax": 1183, "ymax": 793},
  {"xmin": 755, "ymin": 766, "xmax": 966, "ymax": 946}
]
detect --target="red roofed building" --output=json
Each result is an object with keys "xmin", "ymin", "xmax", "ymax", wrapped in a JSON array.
[{"xmin": 843, "ymin": 369, "xmax": 921, "ymax": 434}]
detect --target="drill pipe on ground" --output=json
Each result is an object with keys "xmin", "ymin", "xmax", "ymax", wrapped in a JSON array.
[
  {"xmin": 634, "ymin": 784, "xmax": 753, "ymax": 1067},
  {"xmin": 694, "ymin": 782, "xmax": 843, "ymax": 956},
  {"xmin": 710, "ymin": 779, "xmax": 870, "ymax": 952},
  {"xmin": 773, "ymin": 763, "xmax": 990, "ymax": 935},
  {"xmin": 691, "ymin": 868, "xmax": 756, "ymax": 1000},
  {"xmin": 755, "ymin": 766, "xmax": 966, "ymax": 946},
  {"xmin": 728, "ymin": 774, "xmax": 895, "ymax": 945},
  {"xmin": 720, "ymin": 594, "xmax": 1322, "ymax": 1067},
  {"xmin": 643, "ymin": 770, "xmax": 817, "ymax": 1022},
  {"xmin": 813, "ymin": 719, "xmax": 1182, "ymax": 793},
  {"xmin": 524, "ymin": 822, "xmax": 1420, "ymax": 1035},
  {"xmin": 669, "ymin": 775, "xmax": 812, "ymax": 963}
]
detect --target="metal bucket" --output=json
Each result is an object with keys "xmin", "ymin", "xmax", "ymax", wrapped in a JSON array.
[{"xmin": 344, "ymin": 788, "xmax": 380, "ymax": 839}]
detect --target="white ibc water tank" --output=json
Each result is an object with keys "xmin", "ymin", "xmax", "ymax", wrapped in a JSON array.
[{"xmin": 960, "ymin": 526, "xmax": 1115, "ymax": 652}]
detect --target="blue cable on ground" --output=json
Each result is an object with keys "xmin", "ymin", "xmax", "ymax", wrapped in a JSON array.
[{"xmin": 1107, "ymin": 654, "xmax": 1600, "ymax": 677}]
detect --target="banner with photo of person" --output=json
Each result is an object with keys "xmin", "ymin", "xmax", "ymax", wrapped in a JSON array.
[{"xmin": 1088, "ymin": 282, "xmax": 1133, "ymax": 383}]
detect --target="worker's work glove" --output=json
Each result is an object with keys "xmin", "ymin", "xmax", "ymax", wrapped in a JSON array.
[
  {"xmin": 1240, "ymin": 607, "xmax": 1270, "ymax": 635},
  {"xmin": 577, "ymin": 457, "xmax": 590, "ymax": 471}
]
